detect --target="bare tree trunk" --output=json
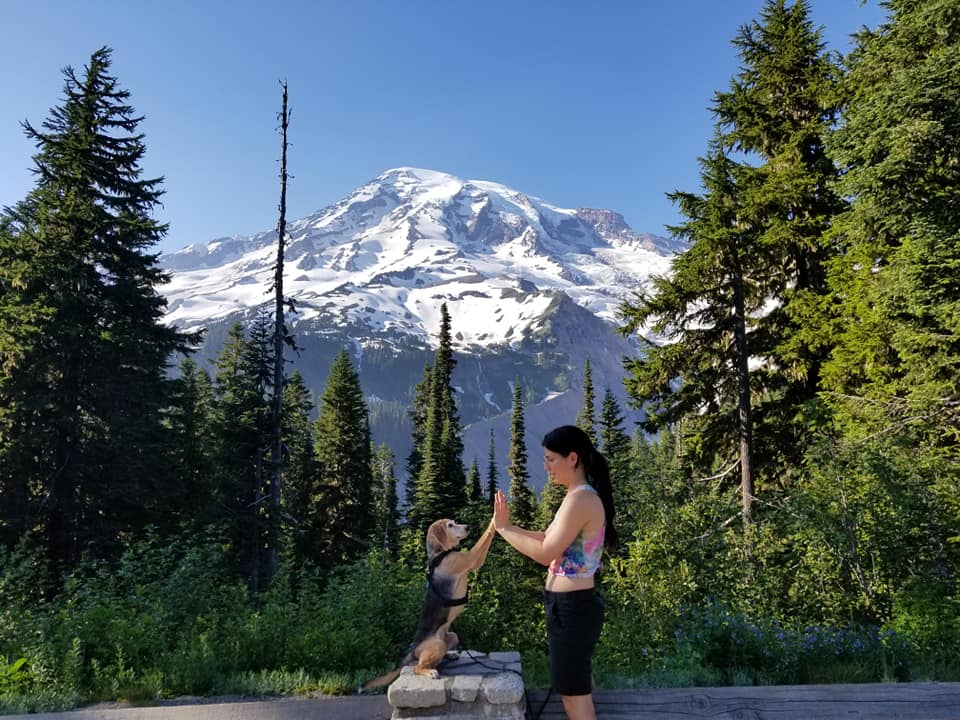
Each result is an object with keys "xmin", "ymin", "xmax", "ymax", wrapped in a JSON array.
[
  {"xmin": 729, "ymin": 245, "xmax": 754, "ymax": 530},
  {"xmin": 265, "ymin": 81, "xmax": 289, "ymax": 586}
]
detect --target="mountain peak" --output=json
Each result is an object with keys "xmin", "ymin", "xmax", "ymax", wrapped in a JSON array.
[{"xmin": 160, "ymin": 169, "xmax": 680, "ymax": 349}]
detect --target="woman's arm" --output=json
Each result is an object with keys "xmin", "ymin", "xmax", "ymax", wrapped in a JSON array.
[
  {"xmin": 497, "ymin": 524, "xmax": 550, "ymax": 565},
  {"xmin": 494, "ymin": 489, "xmax": 587, "ymax": 566}
]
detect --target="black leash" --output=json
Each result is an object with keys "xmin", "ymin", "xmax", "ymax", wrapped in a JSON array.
[{"xmin": 443, "ymin": 646, "xmax": 553, "ymax": 720}]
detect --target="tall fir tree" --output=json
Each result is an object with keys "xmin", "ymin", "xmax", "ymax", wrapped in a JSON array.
[
  {"xmin": 164, "ymin": 357, "xmax": 216, "ymax": 526},
  {"xmin": 822, "ymin": 0, "xmax": 960, "ymax": 572},
  {"xmin": 279, "ymin": 371, "xmax": 317, "ymax": 568},
  {"xmin": 265, "ymin": 80, "xmax": 292, "ymax": 587},
  {"xmin": 210, "ymin": 320, "xmax": 272, "ymax": 588},
  {"xmin": 312, "ymin": 347, "xmax": 374, "ymax": 568},
  {"xmin": 467, "ymin": 458, "xmax": 483, "ymax": 503},
  {"xmin": 621, "ymin": 0, "xmax": 843, "ymax": 520},
  {"xmin": 507, "ymin": 379, "xmax": 536, "ymax": 528},
  {"xmin": 711, "ymin": 0, "xmax": 845, "ymax": 476},
  {"xmin": 371, "ymin": 443, "xmax": 401, "ymax": 556},
  {"xmin": 599, "ymin": 388, "xmax": 638, "ymax": 545},
  {"xmin": 404, "ymin": 363, "xmax": 432, "ymax": 527},
  {"xmin": 576, "ymin": 357, "xmax": 598, "ymax": 445},
  {"xmin": 411, "ymin": 304, "xmax": 467, "ymax": 532},
  {"xmin": 620, "ymin": 137, "xmax": 761, "ymax": 521},
  {"xmin": 486, "ymin": 428, "xmax": 499, "ymax": 505},
  {"xmin": 824, "ymin": 0, "xmax": 960, "ymax": 439},
  {"xmin": 0, "ymin": 47, "xmax": 194, "ymax": 577}
]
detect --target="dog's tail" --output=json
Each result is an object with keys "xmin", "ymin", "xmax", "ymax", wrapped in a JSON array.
[
  {"xmin": 358, "ymin": 666, "xmax": 403, "ymax": 693},
  {"xmin": 358, "ymin": 652, "xmax": 414, "ymax": 693}
]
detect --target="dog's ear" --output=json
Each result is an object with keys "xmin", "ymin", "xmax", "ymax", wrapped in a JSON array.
[{"xmin": 426, "ymin": 520, "xmax": 449, "ymax": 555}]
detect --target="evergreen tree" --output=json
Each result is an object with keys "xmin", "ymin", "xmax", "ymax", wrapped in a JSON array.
[
  {"xmin": 463, "ymin": 457, "xmax": 489, "ymax": 535},
  {"xmin": 467, "ymin": 458, "xmax": 483, "ymax": 503},
  {"xmin": 411, "ymin": 305, "xmax": 467, "ymax": 531},
  {"xmin": 712, "ymin": 0, "xmax": 845, "ymax": 476},
  {"xmin": 404, "ymin": 363, "xmax": 432, "ymax": 527},
  {"xmin": 266, "ymin": 80, "xmax": 292, "ymax": 587},
  {"xmin": 577, "ymin": 357, "xmax": 598, "ymax": 445},
  {"xmin": 210, "ymin": 321, "xmax": 272, "ymax": 587},
  {"xmin": 599, "ymin": 388, "xmax": 638, "ymax": 544},
  {"xmin": 279, "ymin": 371, "xmax": 316, "ymax": 566},
  {"xmin": 164, "ymin": 357, "xmax": 216, "ymax": 526},
  {"xmin": 621, "ymin": 137, "xmax": 761, "ymax": 521},
  {"xmin": 486, "ymin": 428, "xmax": 499, "ymax": 505},
  {"xmin": 822, "ymin": 0, "xmax": 960, "ymax": 573},
  {"xmin": 371, "ymin": 443, "xmax": 400, "ymax": 555},
  {"xmin": 507, "ymin": 379, "xmax": 536, "ymax": 528},
  {"xmin": 0, "ymin": 47, "xmax": 194, "ymax": 576},
  {"xmin": 621, "ymin": 0, "xmax": 843, "ymax": 520},
  {"xmin": 312, "ymin": 347, "xmax": 373, "ymax": 567},
  {"xmin": 825, "ymin": 0, "xmax": 960, "ymax": 438}
]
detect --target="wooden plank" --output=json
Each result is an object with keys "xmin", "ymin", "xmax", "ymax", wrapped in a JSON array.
[{"xmin": 525, "ymin": 682, "xmax": 960, "ymax": 720}]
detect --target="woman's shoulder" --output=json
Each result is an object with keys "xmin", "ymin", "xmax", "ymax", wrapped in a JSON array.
[{"xmin": 564, "ymin": 484, "xmax": 603, "ymax": 514}]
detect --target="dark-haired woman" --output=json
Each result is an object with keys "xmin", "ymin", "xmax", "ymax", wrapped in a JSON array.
[{"xmin": 493, "ymin": 424, "xmax": 617, "ymax": 720}]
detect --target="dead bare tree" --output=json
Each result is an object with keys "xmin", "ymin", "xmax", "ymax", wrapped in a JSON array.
[{"xmin": 265, "ymin": 80, "xmax": 290, "ymax": 586}]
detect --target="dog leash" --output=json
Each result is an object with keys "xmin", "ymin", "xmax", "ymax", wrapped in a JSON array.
[{"xmin": 445, "ymin": 647, "xmax": 552, "ymax": 720}]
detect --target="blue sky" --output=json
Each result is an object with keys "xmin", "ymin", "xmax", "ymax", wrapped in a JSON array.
[{"xmin": 1, "ymin": 1, "xmax": 885, "ymax": 255}]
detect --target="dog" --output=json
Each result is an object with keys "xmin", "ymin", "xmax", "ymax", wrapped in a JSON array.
[{"xmin": 361, "ymin": 516, "xmax": 496, "ymax": 690}]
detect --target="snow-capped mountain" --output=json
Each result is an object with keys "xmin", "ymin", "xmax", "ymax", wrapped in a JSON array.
[
  {"xmin": 159, "ymin": 167, "xmax": 682, "ymax": 485},
  {"xmin": 162, "ymin": 167, "xmax": 678, "ymax": 346}
]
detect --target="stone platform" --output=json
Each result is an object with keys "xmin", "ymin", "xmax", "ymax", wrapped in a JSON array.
[{"xmin": 386, "ymin": 650, "xmax": 526, "ymax": 719}]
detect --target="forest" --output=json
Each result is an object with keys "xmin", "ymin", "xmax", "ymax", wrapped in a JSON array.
[{"xmin": 1, "ymin": 0, "xmax": 958, "ymax": 713}]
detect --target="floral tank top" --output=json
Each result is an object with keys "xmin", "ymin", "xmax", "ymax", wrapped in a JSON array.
[{"xmin": 547, "ymin": 484, "xmax": 606, "ymax": 577}]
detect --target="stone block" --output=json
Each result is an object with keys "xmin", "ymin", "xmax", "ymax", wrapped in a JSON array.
[
  {"xmin": 387, "ymin": 671, "xmax": 446, "ymax": 708},
  {"xmin": 449, "ymin": 674, "xmax": 483, "ymax": 702},
  {"xmin": 387, "ymin": 651, "xmax": 526, "ymax": 719},
  {"xmin": 481, "ymin": 672, "xmax": 525, "ymax": 705}
]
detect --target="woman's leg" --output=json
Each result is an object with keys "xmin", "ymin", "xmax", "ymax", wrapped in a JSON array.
[{"xmin": 561, "ymin": 693, "xmax": 596, "ymax": 720}]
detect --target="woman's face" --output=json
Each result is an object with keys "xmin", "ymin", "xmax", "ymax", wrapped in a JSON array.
[{"xmin": 544, "ymin": 448, "xmax": 578, "ymax": 485}]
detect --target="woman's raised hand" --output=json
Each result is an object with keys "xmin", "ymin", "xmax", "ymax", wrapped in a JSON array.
[{"xmin": 493, "ymin": 489, "xmax": 511, "ymax": 531}]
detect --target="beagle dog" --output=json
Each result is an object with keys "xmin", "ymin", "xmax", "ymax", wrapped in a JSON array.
[{"xmin": 361, "ymin": 516, "xmax": 496, "ymax": 690}]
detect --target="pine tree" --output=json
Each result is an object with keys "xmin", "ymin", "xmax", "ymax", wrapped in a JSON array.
[
  {"xmin": 404, "ymin": 363, "xmax": 432, "ymax": 528},
  {"xmin": 621, "ymin": 137, "xmax": 760, "ymax": 521},
  {"xmin": 371, "ymin": 443, "xmax": 400, "ymax": 555},
  {"xmin": 577, "ymin": 357, "xmax": 597, "ymax": 445},
  {"xmin": 621, "ymin": 0, "xmax": 843, "ymax": 521},
  {"xmin": 507, "ymin": 379, "xmax": 536, "ymax": 528},
  {"xmin": 164, "ymin": 357, "xmax": 216, "ymax": 526},
  {"xmin": 210, "ymin": 321, "xmax": 272, "ymax": 587},
  {"xmin": 711, "ymin": 0, "xmax": 845, "ymax": 474},
  {"xmin": 467, "ymin": 458, "xmax": 483, "ymax": 503},
  {"xmin": 599, "ymin": 388, "xmax": 638, "ymax": 544},
  {"xmin": 411, "ymin": 305, "xmax": 467, "ymax": 530},
  {"xmin": 822, "ymin": 0, "xmax": 960, "ymax": 561},
  {"xmin": 313, "ymin": 347, "xmax": 373, "ymax": 568},
  {"xmin": 825, "ymin": 0, "xmax": 960, "ymax": 432},
  {"xmin": 486, "ymin": 428, "xmax": 499, "ymax": 505},
  {"xmin": 0, "ymin": 47, "xmax": 194, "ymax": 576},
  {"xmin": 279, "ymin": 371, "xmax": 317, "ymax": 567}
]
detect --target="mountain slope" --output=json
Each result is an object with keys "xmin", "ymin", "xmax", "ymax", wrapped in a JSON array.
[{"xmin": 159, "ymin": 167, "xmax": 681, "ymax": 487}]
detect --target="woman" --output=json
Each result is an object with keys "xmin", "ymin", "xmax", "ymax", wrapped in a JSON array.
[{"xmin": 494, "ymin": 424, "xmax": 617, "ymax": 720}]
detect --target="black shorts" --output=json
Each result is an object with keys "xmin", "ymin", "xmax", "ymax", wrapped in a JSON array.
[{"xmin": 544, "ymin": 588, "xmax": 605, "ymax": 696}]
